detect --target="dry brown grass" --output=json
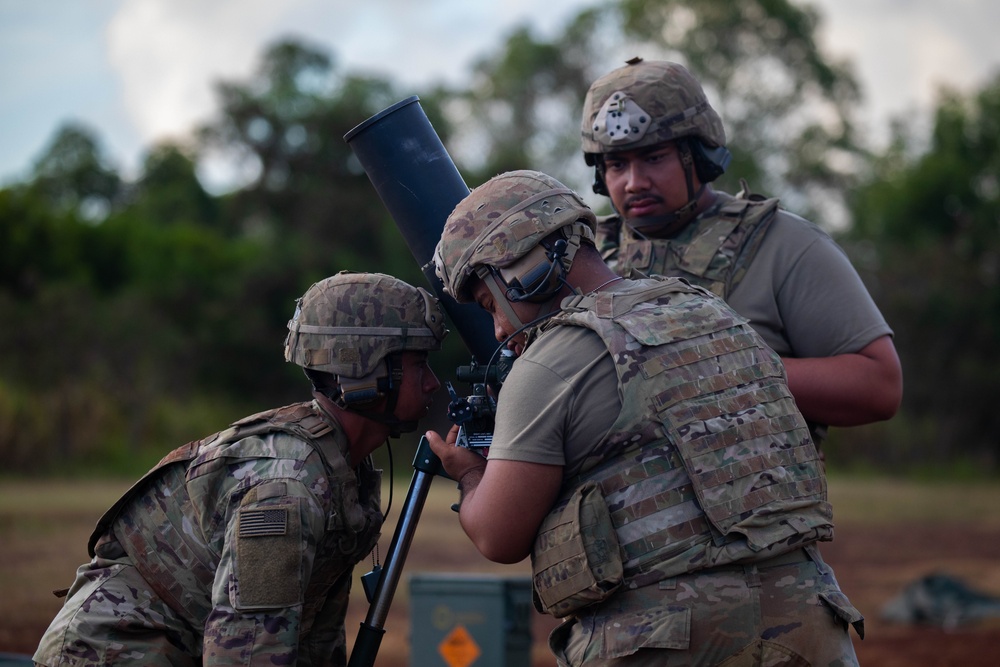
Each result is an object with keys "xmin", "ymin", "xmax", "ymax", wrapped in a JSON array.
[{"xmin": 3, "ymin": 475, "xmax": 1000, "ymax": 665}]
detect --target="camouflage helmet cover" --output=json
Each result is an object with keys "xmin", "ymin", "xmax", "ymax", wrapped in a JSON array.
[
  {"xmin": 581, "ymin": 58, "xmax": 726, "ymax": 159},
  {"xmin": 284, "ymin": 271, "xmax": 447, "ymax": 377},
  {"xmin": 434, "ymin": 170, "xmax": 597, "ymax": 303}
]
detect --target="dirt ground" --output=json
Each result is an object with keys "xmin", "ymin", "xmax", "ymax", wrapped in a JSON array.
[{"xmin": 3, "ymin": 477, "xmax": 999, "ymax": 666}]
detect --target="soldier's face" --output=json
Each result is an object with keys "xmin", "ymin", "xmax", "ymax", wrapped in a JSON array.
[
  {"xmin": 392, "ymin": 351, "xmax": 441, "ymax": 422},
  {"xmin": 471, "ymin": 278, "xmax": 539, "ymax": 357},
  {"xmin": 603, "ymin": 141, "xmax": 698, "ymax": 219}
]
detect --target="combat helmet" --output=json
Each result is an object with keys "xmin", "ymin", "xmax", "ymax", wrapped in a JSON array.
[
  {"xmin": 285, "ymin": 271, "xmax": 447, "ymax": 421},
  {"xmin": 434, "ymin": 170, "xmax": 596, "ymax": 307},
  {"xmin": 581, "ymin": 58, "xmax": 732, "ymax": 229},
  {"xmin": 582, "ymin": 57, "xmax": 726, "ymax": 161}
]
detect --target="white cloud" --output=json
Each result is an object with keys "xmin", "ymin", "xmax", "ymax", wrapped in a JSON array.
[
  {"xmin": 104, "ymin": 0, "xmax": 594, "ymax": 152},
  {"xmin": 813, "ymin": 0, "xmax": 1000, "ymax": 142},
  {"xmin": 4, "ymin": 0, "xmax": 1000, "ymax": 185},
  {"xmin": 106, "ymin": 0, "xmax": 313, "ymax": 144},
  {"xmin": 99, "ymin": 0, "xmax": 596, "ymax": 188},
  {"xmin": 910, "ymin": 16, "xmax": 977, "ymax": 106}
]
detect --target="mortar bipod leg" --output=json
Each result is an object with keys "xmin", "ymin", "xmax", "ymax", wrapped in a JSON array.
[{"xmin": 348, "ymin": 435, "xmax": 447, "ymax": 667}]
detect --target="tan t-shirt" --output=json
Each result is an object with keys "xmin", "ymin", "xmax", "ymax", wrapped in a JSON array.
[
  {"xmin": 605, "ymin": 197, "xmax": 893, "ymax": 358},
  {"xmin": 728, "ymin": 206, "xmax": 892, "ymax": 358},
  {"xmin": 488, "ymin": 324, "xmax": 621, "ymax": 478}
]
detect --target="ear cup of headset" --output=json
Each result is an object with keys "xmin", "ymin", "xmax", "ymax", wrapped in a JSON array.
[
  {"xmin": 337, "ymin": 361, "xmax": 393, "ymax": 407},
  {"xmin": 690, "ymin": 139, "xmax": 732, "ymax": 183},
  {"xmin": 498, "ymin": 242, "xmax": 565, "ymax": 302}
]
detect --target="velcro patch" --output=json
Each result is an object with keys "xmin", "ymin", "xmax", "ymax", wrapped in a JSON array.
[{"xmin": 239, "ymin": 508, "xmax": 287, "ymax": 537}]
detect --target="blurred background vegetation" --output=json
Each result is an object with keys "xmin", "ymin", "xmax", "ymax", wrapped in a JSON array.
[{"xmin": 2, "ymin": 0, "xmax": 997, "ymax": 478}]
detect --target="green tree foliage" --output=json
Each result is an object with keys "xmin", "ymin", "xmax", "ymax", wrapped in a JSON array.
[
  {"xmin": 28, "ymin": 122, "xmax": 122, "ymax": 220},
  {"xmin": 0, "ymin": 180, "xmax": 269, "ymax": 472},
  {"xmin": 130, "ymin": 142, "xmax": 219, "ymax": 228},
  {"xmin": 197, "ymin": 37, "xmax": 453, "ymax": 342},
  {"xmin": 450, "ymin": 26, "xmax": 594, "ymax": 185},
  {"xmin": 446, "ymin": 0, "xmax": 861, "ymax": 222},
  {"xmin": 0, "ymin": 37, "xmax": 460, "ymax": 474},
  {"xmin": 843, "ymin": 75, "xmax": 1000, "ymax": 471},
  {"xmin": 616, "ymin": 0, "xmax": 862, "ymax": 210},
  {"xmin": 199, "ymin": 39, "xmax": 423, "ymax": 274},
  {"xmin": 9, "ymin": 2, "xmax": 993, "ymax": 476}
]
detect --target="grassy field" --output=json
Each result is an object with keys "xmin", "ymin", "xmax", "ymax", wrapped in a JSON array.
[{"xmin": 3, "ymin": 475, "xmax": 1000, "ymax": 665}]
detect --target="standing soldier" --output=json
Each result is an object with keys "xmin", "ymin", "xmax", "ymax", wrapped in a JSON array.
[
  {"xmin": 581, "ymin": 57, "xmax": 902, "ymax": 446},
  {"xmin": 427, "ymin": 170, "xmax": 864, "ymax": 665},
  {"xmin": 34, "ymin": 271, "xmax": 447, "ymax": 667}
]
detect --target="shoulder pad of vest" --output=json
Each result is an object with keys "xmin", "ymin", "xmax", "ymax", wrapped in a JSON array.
[
  {"xmin": 230, "ymin": 402, "xmax": 333, "ymax": 439},
  {"xmin": 735, "ymin": 179, "xmax": 780, "ymax": 207},
  {"xmin": 718, "ymin": 194, "xmax": 780, "ymax": 225}
]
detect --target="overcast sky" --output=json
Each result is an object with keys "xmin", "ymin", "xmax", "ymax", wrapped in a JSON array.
[{"xmin": 2, "ymin": 0, "xmax": 999, "ymax": 190}]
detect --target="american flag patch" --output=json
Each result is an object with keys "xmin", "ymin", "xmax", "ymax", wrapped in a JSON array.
[{"xmin": 239, "ymin": 508, "xmax": 288, "ymax": 537}]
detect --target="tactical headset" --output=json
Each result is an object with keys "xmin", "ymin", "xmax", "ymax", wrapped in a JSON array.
[
  {"xmin": 335, "ymin": 356, "xmax": 403, "ymax": 408},
  {"xmin": 493, "ymin": 238, "xmax": 570, "ymax": 303},
  {"xmin": 304, "ymin": 364, "xmax": 389, "ymax": 407}
]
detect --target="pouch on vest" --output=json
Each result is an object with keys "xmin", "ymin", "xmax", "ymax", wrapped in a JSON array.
[{"xmin": 531, "ymin": 481, "xmax": 623, "ymax": 618}]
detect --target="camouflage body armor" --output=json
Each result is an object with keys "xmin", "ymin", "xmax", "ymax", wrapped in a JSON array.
[
  {"xmin": 88, "ymin": 401, "xmax": 382, "ymax": 627},
  {"xmin": 531, "ymin": 277, "xmax": 831, "ymax": 617},
  {"xmin": 595, "ymin": 190, "xmax": 780, "ymax": 299}
]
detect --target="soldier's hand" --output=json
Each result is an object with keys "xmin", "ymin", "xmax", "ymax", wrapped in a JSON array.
[{"xmin": 425, "ymin": 425, "xmax": 487, "ymax": 482}]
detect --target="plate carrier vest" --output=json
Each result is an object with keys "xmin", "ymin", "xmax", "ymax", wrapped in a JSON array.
[
  {"xmin": 86, "ymin": 401, "xmax": 382, "ymax": 625},
  {"xmin": 595, "ymin": 189, "xmax": 780, "ymax": 299},
  {"xmin": 532, "ymin": 278, "xmax": 832, "ymax": 605}
]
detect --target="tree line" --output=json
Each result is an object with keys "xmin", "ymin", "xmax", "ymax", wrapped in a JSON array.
[{"xmin": 1, "ymin": 0, "xmax": 997, "ymax": 476}]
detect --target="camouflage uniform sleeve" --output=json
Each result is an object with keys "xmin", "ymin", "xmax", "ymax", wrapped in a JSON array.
[
  {"xmin": 298, "ymin": 570, "xmax": 354, "ymax": 665},
  {"xmin": 594, "ymin": 213, "xmax": 623, "ymax": 269},
  {"xmin": 202, "ymin": 475, "xmax": 329, "ymax": 666}
]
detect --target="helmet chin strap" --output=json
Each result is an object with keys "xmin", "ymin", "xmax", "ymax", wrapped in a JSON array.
[
  {"xmin": 347, "ymin": 397, "xmax": 418, "ymax": 438},
  {"xmin": 483, "ymin": 272, "xmax": 531, "ymax": 330},
  {"xmin": 481, "ymin": 271, "xmax": 570, "ymax": 359},
  {"xmin": 350, "ymin": 408, "xmax": 417, "ymax": 438}
]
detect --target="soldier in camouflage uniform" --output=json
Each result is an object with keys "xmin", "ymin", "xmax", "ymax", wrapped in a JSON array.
[
  {"xmin": 426, "ymin": 170, "xmax": 864, "ymax": 665},
  {"xmin": 581, "ymin": 57, "xmax": 902, "ymax": 447},
  {"xmin": 34, "ymin": 271, "xmax": 447, "ymax": 667}
]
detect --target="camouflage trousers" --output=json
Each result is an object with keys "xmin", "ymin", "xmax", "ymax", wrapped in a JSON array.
[
  {"xmin": 33, "ymin": 551, "xmax": 200, "ymax": 667},
  {"xmin": 548, "ymin": 545, "xmax": 862, "ymax": 667}
]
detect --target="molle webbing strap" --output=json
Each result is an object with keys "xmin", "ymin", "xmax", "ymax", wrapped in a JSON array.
[
  {"xmin": 675, "ymin": 197, "xmax": 755, "ymax": 276},
  {"xmin": 652, "ymin": 361, "xmax": 787, "ymax": 410},
  {"xmin": 558, "ymin": 276, "xmax": 706, "ymax": 321},
  {"xmin": 639, "ymin": 332, "xmax": 759, "ymax": 376},
  {"xmin": 660, "ymin": 380, "xmax": 790, "ymax": 424},
  {"xmin": 570, "ymin": 437, "xmax": 710, "ymax": 577}
]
